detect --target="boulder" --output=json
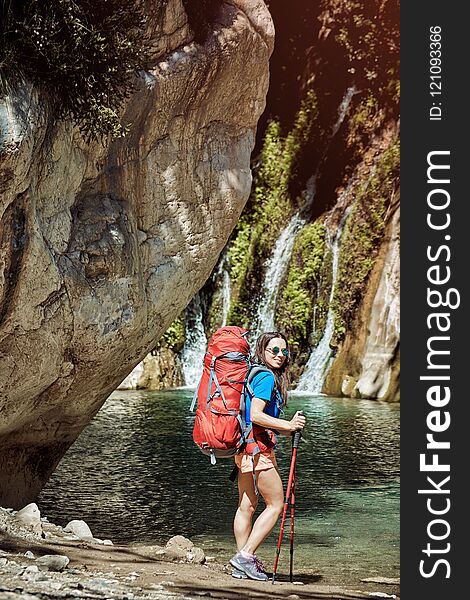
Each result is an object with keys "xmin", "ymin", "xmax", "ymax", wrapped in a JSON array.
[
  {"xmin": 0, "ymin": 0, "xmax": 274, "ymax": 508},
  {"xmin": 36, "ymin": 554, "xmax": 70, "ymax": 572},
  {"xmin": 164, "ymin": 535, "xmax": 205, "ymax": 564},
  {"xmin": 64, "ymin": 520, "xmax": 93, "ymax": 540},
  {"xmin": 14, "ymin": 503, "xmax": 42, "ymax": 536}
]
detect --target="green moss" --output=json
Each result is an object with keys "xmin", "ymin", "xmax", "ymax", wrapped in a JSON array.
[
  {"xmin": 310, "ymin": 246, "xmax": 333, "ymax": 347},
  {"xmin": 332, "ymin": 139, "xmax": 399, "ymax": 342},
  {"xmin": 276, "ymin": 222, "xmax": 326, "ymax": 351},
  {"xmin": 228, "ymin": 217, "xmax": 255, "ymax": 289},
  {"xmin": 347, "ymin": 92, "xmax": 386, "ymax": 158},
  {"xmin": 350, "ymin": 94, "xmax": 379, "ymax": 129},
  {"xmin": 158, "ymin": 314, "xmax": 185, "ymax": 352},
  {"xmin": 227, "ymin": 90, "xmax": 319, "ymax": 325}
]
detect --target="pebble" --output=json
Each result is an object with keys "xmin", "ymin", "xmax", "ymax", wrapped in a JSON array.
[
  {"xmin": 23, "ymin": 565, "xmax": 39, "ymax": 574},
  {"xmin": 0, "ymin": 557, "xmax": 8, "ymax": 566},
  {"xmin": 24, "ymin": 551, "xmax": 35, "ymax": 559},
  {"xmin": 49, "ymin": 582, "xmax": 63, "ymax": 590},
  {"xmin": 22, "ymin": 569, "xmax": 40, "ymax": 582}
]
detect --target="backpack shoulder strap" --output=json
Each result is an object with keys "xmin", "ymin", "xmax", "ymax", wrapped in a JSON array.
[
  {"xmin": 245, "ymin": 364, "xmax": 274, "ymax": 398},
  {"xmin": 240, "ymin": 364, "xmax": 273, "ymax": 433}
]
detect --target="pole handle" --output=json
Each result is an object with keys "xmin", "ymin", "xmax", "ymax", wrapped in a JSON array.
[
  {"xmin": 292, "ymin": 410, "xmax": 304, "ymax": 448},
  {"xmin": 292, "ymin": 430, "xmax": 302, "ymax": 448}
]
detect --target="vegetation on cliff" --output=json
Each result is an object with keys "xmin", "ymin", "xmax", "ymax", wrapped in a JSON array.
[
  {"xmin": 0, "ymin": 0, "xmax": 221, "ymax": 139},
  {"xmin": 331, "ymin": 139, "xmax": 399, "ymax": 343},
  {"xmin": 227, "ymin": 90, "xmax": 319, "ymax": 327},
  {"xmin": 322, "ymin": 0, "xmax": 399, "ymax": 96},
  {"xmin": 276, "ymin": 222, "xmax": 326, "ymax": 353},
  {"xmin": 156, "ymin": 314, "xmax": 185, "ymax": 353},
  {"xmin": 0, "ymin": 0, "xmax": 153, "ymax": 138}
]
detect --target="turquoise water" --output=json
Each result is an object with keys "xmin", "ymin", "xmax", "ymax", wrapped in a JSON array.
[{"xmin": 39, "ymin": 389, "xmax": 399, "ymax": 585}]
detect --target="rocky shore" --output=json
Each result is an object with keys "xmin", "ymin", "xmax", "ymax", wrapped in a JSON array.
[{"xmin": 0, "ymin": 505, "xmax": 399, "ymax": 600}]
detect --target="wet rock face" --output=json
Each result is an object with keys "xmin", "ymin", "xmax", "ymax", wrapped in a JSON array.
[
  {"xmin": 0, "ymin": 0, "xmax": 274, "ymax": 508},
  {"xmin": 324, "ymin": 189, "xmax": 400, "ymax": 402},
  {"xmin": 354, "ymin": 206, "xmax": 400, "ymax": 401}
]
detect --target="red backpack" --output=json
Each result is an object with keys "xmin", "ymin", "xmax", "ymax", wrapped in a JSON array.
[
  {"xmin": 190, "ymin": 325, "xmax": 276, "ymax": 465},
  {"xmin": 190, "ymin": 326, "xmax": 252, "ymax": 463}
]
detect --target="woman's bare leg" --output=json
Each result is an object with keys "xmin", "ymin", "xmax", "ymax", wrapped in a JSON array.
[
  {"xmin": 233, "ymin": 471, "xmax": 259, "ymax": 551},
  {"xmin": 241, "ymin": 467, "xmax": 284, "ymax": 555}
]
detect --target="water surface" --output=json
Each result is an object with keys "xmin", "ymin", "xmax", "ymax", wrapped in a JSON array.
[{"xmin": 39, "ymin": 389, "xmax": 399, "ymax": 585}]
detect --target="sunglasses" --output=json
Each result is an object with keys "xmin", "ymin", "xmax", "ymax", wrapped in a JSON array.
[{"xmin": 267, "ymin": 346, "xmax": 289, "ymax": 358}]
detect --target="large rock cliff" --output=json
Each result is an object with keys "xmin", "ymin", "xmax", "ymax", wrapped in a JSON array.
[{"xmin": 0, "ymin": 0, "xmax": 274, "ymax": 508}]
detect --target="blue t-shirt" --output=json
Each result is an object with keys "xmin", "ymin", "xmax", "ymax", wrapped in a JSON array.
[{"xmin": 244, "ymin": 371, "xmax": 283, "ymax": 426}]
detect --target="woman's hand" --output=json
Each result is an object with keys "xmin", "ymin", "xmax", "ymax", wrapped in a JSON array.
[{"xmin": 289, "ymin": 411, "xmax": 306, "ymax": 432}]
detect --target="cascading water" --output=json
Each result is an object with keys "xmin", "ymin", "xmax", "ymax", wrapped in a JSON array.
[
  {"xmin": 332, "ymin": 86, "xmax": 357, "ymax": 137},
  {"xmin": 215, "ymin": 254, "xmax": 231, "ymax": 327},
  {"xmin": 221, "ymin": 268, "xmax": 231, "ymax": 327},
  {"xmin": 296, "ymin": 206, "xmax": 351, "ymax": 393},
  {"xmin": 180, "ymin": 294, "xmax": 207, "ymax": 386},
  {"xmin": 250, "ymin": 87, "xmax": 357, "ymax": 345},
  {"xmin": 251, "ymin": 212, "xmax": 306, "ymax": 343}
]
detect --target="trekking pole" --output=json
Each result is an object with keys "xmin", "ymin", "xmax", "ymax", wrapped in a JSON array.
[
  {"xmin": 289, "ymin": 468, "xmax": 296, "ymax": 582},
  {"xmin": 272, "ymin": 421, "xmax": 303, "ymax": 583}
]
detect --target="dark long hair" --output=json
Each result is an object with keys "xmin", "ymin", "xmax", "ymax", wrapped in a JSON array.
[{"xmin": 253, "ymin": 331, "xmax": 290, "ymax": 406}]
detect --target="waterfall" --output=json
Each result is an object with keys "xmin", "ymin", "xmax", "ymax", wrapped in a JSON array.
[
  {"xmin": 215, "ymin": 254, "xmax": 231, "ymax": 327},
  {"xmin": 250, "ymin": 212, "xmax": 306, "ymax": 344},
  {"xmin": 332, "ymin": 86, "xmax": 357, "ymax": 137},
  {"xmin": 180, "ymin": 294, "xmax": 207, "ymax": 387},
  {"xmin": 221, "ymin": 268, "xmax": 231, "ymax": 327},
  {"xmin": 296, "ymin": 207, "xmax": 351, "ymax": 393},
  {"xmin": 249, "ymin": 87, "xmax": 357, "ymax": 345}
]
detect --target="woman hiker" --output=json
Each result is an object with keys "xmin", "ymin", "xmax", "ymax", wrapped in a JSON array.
[{"xmin": 229, "ymin": 332, "xmax": 306, "ymax": 581}]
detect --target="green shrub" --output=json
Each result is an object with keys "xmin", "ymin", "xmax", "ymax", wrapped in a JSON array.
[
  {"xmin": 276, "ymin": 222, "xmax": 326, "ymax": 350},
  {"xmin": 0, "ymin": 0, "xmax": 155, "ymax": 139},
  {"xmin": 157, "ymin": 314, "xmax": 185, "ymax": 352}
]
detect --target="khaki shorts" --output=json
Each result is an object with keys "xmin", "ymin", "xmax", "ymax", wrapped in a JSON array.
[{"xmin": 234, "ymin": 450, "xmax": 277, "ymax": 473}]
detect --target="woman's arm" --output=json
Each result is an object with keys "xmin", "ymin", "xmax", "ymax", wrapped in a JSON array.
[{"xmin": 250, "ymin": 397, "xmax": 306, "ymax": 433}]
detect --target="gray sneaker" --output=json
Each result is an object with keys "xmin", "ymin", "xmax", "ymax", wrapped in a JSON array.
[
  {"xmin": 231, "ymin": 567, "xmax": 248, "ymax": 579},
  {"xmin": 229, "ymin": 552, "xmax": 268, "ymax": 581}
]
